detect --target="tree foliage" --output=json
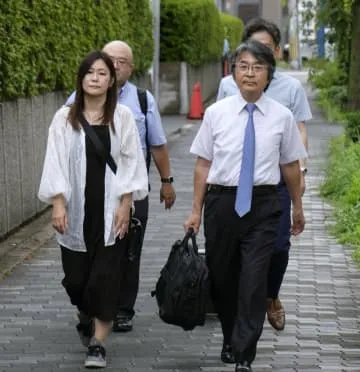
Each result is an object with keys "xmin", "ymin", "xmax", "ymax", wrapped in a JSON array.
[
  {"xmin": 160, "ymin": 0, "xmax": 224, "ymax": 67},
  {"xmin": 0, "ymin": 0, "xmax": 153, "ymax": 101},
  {"xmin": 317, "ymin": 0, "xmax": 360, "ymax": 110},
  {"xmin": 220, "ymin": 12, "xmax": 244, "ymax": 52},
  {"xmin": 318, "ymin": 0, "xmax": 354, "ymax": 68}
]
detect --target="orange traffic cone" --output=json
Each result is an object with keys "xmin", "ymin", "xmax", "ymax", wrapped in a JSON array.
[{"xmin": 188, "ymin": 82, "xmax": 204, "ymax": 120}]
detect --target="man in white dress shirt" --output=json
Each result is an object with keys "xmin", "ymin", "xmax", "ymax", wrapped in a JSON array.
[
  {"xmin": 184, "ymin": 40, "xmax": 307, "ymax": 372},
  {"xmin": 217, "ymin": 18, "xmax": 312, "ymax": 332}
]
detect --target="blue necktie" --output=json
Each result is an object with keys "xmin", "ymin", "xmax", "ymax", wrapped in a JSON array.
[{"xmin": 235, "ymin": 103, "xmax": 256, "ymax": 217}]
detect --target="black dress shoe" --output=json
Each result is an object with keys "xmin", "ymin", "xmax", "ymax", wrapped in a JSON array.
[
  {"xmin": 112, "ymin": 315, "xmax": 133, "ymax": 332},
  {"xmin": 235, "ymin": 361, "xmax": 252, "ymax": 371},
  {"xmin": 221, "ymin": 344, "xmax": 235, "ymax": 364}
]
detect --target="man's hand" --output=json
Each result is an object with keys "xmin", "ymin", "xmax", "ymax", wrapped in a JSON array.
[
  {"xmin": 184, "ymin": 213, "xmax": 201, "ymax": 234},
  {"xmin": 290, "ymin": 206, "xmax": 305, "ymax": 236},
  {"xmin": 52, "ymin": 196, "xmax": 68, "ymax": 234},
  {"xmin": 160, "ymin": 183, "xmax": 176, "ymax": 209}
]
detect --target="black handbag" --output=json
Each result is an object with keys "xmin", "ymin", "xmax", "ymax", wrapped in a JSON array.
[
  {"xmin": 151, "ymin": 228, "xmax": 210, "ymax": 331},
  {"xmin": 79, "ymin": 114, "xmax": 142, "ymax": 257}
]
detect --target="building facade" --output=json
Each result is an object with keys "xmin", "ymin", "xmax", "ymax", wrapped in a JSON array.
[
  {"xmin": 237, "ymin": 0, "xmax": 282, "ymax": 27},
  {"xmin": 214, "ymin": 0, "xmax": 239, "ymax": 16}
]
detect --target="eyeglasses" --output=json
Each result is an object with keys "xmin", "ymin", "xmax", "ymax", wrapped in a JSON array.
[
  {"xmin": 234, "ymin": 63, "xmax": 268, "ymax": 74},
  {"xmin": 109, "ymin": 57, "xmax": 130, "ymax": 66}
]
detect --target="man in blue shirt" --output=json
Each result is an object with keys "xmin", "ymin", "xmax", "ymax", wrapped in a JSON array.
[
  {"xmin": 216, "ymin": 18, "xmax": 312, "ymax": 343},
  {"xmin": 66, "ymin": 40, "xmax": 176, "ymax": 333}
]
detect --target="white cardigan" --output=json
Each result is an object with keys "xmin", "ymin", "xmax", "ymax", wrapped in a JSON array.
[{"xmin": 38, "ymin": 103, "xmax": 148, "ymax": 252}]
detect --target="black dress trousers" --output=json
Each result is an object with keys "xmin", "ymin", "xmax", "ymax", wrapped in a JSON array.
[{"xmin": 204, "ymin": 185, "xmax": 281, "ymax": 364}]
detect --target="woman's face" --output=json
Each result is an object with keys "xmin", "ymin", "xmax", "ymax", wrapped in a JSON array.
[{"xmin": 82, "ymin": 59, "xmax": 113, "ymax": 97}]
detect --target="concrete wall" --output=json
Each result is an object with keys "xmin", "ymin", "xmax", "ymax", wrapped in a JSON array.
[
  {"xmin": 0, "ymin": 92, "xmax": 66, "ymax": 239},
  {"xmin": 159, "ymin": 61, "xmax": 222, "ymax": 115}
]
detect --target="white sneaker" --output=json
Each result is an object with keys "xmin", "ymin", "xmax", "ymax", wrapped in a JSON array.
[{"xmin": 84, "ymin": 338, "xmax": 106, "ymax": 369}]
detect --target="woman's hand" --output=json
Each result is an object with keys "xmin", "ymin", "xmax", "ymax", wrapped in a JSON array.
[
  {"xmin": 114, "ymin": 194, "xmax": 132, "ymax": 239},
  {"xmin": 52, "ymin": 195, "xmax": 68, "ymax": 234}
]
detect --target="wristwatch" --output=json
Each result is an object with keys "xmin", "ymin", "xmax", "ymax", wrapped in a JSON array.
[
  {"xmin": 300, "ymin": 167, "xmax": 308, "ymax": 175},
  {"xmin": 161, "ymin": 177, "xmax": 174, "ymax": 183}
]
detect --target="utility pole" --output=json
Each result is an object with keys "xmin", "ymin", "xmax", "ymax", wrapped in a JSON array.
[
  {"xmin": 317, "ymin": 0, "xmax": 325, "ymax": 58},
  {"xmin": 295, "ymin": 0, "xmax": 302, "ymax": 70},
  {"xmin": 152, "ymin": 0, "xmax": 160, "ymax": 103}
]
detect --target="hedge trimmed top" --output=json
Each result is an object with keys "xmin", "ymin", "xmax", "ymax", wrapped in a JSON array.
[
  {"xmin": 0, "ymin": 0, "xmax": 243, "ymax": 101},
  {"xmin": 161, "ymin": 0, "xmax": 243, "ymax": 66}
]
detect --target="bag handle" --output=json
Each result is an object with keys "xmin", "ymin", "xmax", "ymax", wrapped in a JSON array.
[
  {"xmin": 79, "ymin": 114, "xmax": 117, "ymax": 174},
  {"xmin": 181, "ymin": 228, "xmax": 199, "ymax": 255}
]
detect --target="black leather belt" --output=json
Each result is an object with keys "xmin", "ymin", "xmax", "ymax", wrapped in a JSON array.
[{"xmin": 207, "ymin": 184, "xmax": 276, "ymax": 194}]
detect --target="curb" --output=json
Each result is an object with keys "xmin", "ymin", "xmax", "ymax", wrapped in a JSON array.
[{"xmin": 0, "ymin": 210, "xmax": 54, "ymax": 281}]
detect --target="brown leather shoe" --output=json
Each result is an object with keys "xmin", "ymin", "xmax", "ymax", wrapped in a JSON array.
[{"xmin": 267, "ymin": 298, "xmax": 285, "ymax": 331}]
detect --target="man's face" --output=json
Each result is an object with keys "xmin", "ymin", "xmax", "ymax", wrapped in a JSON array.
[
  {"xmin": 250, "ymin": 31, "xmax": 280, "ymax": 57},
  {"xmin": 102, "ymin": 44, "xmax": 134, "ymax": 87},
  {"xmin": 233, "ymin": 51, "xmax": 269, "ymax": 97}
]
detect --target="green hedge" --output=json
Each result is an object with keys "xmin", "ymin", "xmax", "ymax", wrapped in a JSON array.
[
  {"xmin": 320, "ymin": 136, "xmax": 360, "ymax": 265},
  {"xmin": 0, "ymin": 0, "xmax": 153, "ymax": 101},
  {"xmin": 220, "ymin": 12, "xmax": 244, "ymax": 52},
  {"xmin": 160, "ymin": 0, "xmax": 224, "ymax": 66}
]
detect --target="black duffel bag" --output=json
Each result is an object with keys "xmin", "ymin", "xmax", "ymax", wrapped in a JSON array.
[{"xmin": 151, "ymin": 229, "xmax": 210, "ymax": 331}]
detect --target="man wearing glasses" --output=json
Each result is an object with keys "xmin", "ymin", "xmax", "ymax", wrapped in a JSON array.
[
  {"xmin": 217, "ymin": 18, "xmax": 312, "ymax": 335},
  {"xmin": 185, "ymin": 40, "xmax": 306, "ymax": 371}
]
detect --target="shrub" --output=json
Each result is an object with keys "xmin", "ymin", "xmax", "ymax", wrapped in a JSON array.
[
  {"xmin": 0, "ymin": 0, "xmax": 153, "ymax": 101},
  {"xmin": 308, "ymin": 61, "xmax": 347, "ymax": 90},
  {"xmin": 344, "ymin": 111, "xmax": 360, "ymax": 143},
  {"xmin": 320, "ymin": 136, "xmax": 360, "ymax": 199},
  {"xmin": 220, "ymin": 12, "xmax": 244, "ymax": 52},
  {"xmin": 160, "ymin": 0, "xmax": 223, "ymax": 66},
  {"xmin": 321, "ymin": 136, "xmax": 360, "ymax": 265}
]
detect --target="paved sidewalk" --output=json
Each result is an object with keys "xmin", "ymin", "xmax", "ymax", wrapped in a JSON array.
[{"xmin": 1, "ymin": 76, "xmax": 360, "ymax": 371}]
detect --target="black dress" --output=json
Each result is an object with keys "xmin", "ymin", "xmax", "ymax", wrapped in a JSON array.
[{"xmin": 61, "ymin": 125, "xmax": 128, "ymax": 322}]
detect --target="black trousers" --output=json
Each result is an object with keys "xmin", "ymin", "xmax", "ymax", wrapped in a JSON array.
[
  {"xmin": 267, "ymin": 181, "xmax": 291, "ymax": 299},
  {"xmin": 116, "ymin": 197, "xmax": 149, "ymax": 319},
  {"xmin": 204, "ymin": 186, "xmax": 281, "ymax": 364}
]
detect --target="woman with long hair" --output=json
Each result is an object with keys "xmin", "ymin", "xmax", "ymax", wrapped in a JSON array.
[{"xmin": 38, "ymin": 50, "xmax": 148, "ymax": 368}]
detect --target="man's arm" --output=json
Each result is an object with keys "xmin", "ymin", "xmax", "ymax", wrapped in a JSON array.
[
  {"xmin": 151, "ymin": 145, "xmax": 176, "ymax": 209},
  {"xmin": 280, "ymin": 160, "xmax": 305, "ymax": 236},
  {"xmin": 296, "ymin": 121, "xmax": 308, "ymax": 195},
  {"xmin": 297, "ymin": 121, "xmax": 308, "ymax": 167},
  {"xmin": 144, "ymin": 90, "xmax": 176, "ymax": 209},
  {"xmin": 151, "ymin": 145, "xmax": 171, "ymax": 179},
  {"xmin": 184, "ymin": 157, "xmax": 211, "ymax": 233}
]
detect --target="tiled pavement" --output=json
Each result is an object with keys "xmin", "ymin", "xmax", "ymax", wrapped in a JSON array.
[{"xmin": 1, "ymin": 75, "xmax": 360, "ymax": 371}]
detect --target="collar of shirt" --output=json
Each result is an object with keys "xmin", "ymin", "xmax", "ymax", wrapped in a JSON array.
[
  {"xmin": 273, "ymin": 70, "xmax": 280, "ymax": 80},
  {"xmin": 235, "ymin": 92, "xmax": 267, "ymax": 116},
  {"xmin": 118, "ymin": 80, "xmax": 130, "ymax": 99}
]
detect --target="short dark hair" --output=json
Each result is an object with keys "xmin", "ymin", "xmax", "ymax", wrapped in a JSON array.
[
  {"xmin": 231, "ymin": 40, "xmax": 276, "ymax": 83},
  {"xmin": 242, "ymin": 18, "xmax": 281, "ymax": 47},
  {"xmin": 68, "ymin": 50, "xmax": 118, "ymax": 132}
]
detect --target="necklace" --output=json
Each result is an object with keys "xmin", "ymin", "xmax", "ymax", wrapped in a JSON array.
[{"xmin": 83, "ymin": 111, "xmax": 104, "ymax": 125}]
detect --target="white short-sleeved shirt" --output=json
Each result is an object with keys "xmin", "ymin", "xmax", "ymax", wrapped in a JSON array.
[{"xmin": 190, "ymin": 93, "xmax": 307, "ymax": 186}]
